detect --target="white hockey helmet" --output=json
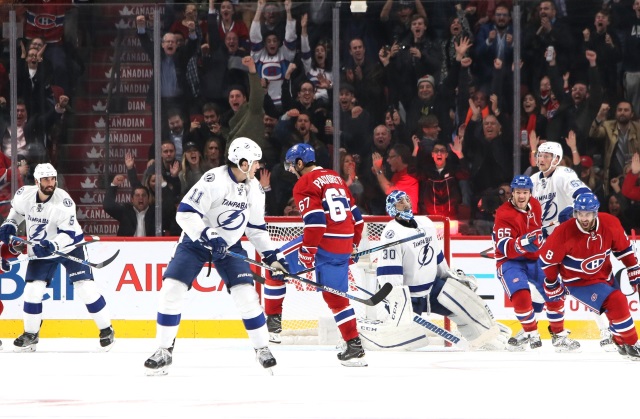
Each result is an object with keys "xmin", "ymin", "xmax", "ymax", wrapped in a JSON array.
[
  {"xmin": 33, "ymin": 163, "xmax": 57, "ymax": 182},
  {"xmin": 537, "ymin": 141, "xmax": 563, "ymax": 166},
  {"xmin": 228, "ymin": 137, "xmax": 262, "ymax": 171}
]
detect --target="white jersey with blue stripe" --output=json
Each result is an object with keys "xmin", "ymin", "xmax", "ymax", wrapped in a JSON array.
[
  {"xmin": 5, "ymin": 185, "xmax": 83, "ymax": 255},
  {"xmin": 376, "ymin": 216, "xmax": 447, "ymax": 298},
  {"xmin": 532, "ymin": 166, "xmax": 590, "ymax": 230},
  {"xmin": 176, "ymin": 165, "xmax": 274, "ymax": 255}
]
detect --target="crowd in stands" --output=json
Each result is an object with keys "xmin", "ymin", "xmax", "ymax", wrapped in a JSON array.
[{"xmin": 2, "ymin": 0, "xmax": 640, "ymax": 235}]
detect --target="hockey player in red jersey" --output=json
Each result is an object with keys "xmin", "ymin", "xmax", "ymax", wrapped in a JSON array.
[
  {"xmin": 493, "ymin": 175, "xmax": 580, "ymax": 352},
  {"xmin": 540, "ymin": 192, "xmax": 640, "ymax": 359},
  {"xmin": 283, "ymin": 143, "xmax": 366, "ymax": 366}
]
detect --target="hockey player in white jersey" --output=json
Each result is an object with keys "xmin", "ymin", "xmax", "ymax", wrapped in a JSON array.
[
  {"xmin": 532, "ymin": 140, "xmax": 590, "ymax": 230},
  {"xmin": 358, "ymin": 190, "xmax": 508, "ymax": 351},
  {"xmin": 143, "ymin": 137, "xmax": 289, "ymax": 376},
  {"xmin": 0, "ymin": 163, "xmax": 115, "ymax": 352},
  {"xmin": 532, "ymin": 138, "xmax": 613, "ymax": 350}
]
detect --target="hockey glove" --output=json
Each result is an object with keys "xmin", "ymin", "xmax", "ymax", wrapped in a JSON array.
[
  {"xmin": 449, "ymin": 269, "xmax": 479, "ymax": 292},
  {"xmin": 1, "ymin": 256, "xmax": 10, "ymax": 273},
  {"xmin": 263, "ymin": 249, "xmax": 290, "ymax": 282},
  {"xmin": 514, "ymin": 229, "xmax": 544, "ymax": 254},
  {"xmin": 558, "ymin": 206, "xmax": 574, "ymax": 223},
  {"xmin": 350, "ymin": 244, "xmax": 360, "ymax": 264},
  {"xmin": 628, "ymin": 266, "xmax": 640, "ymax": 293},
  {"xmin": 200, "ymin": 228, "xmax": 228, "ymax": 258},
  {"xmin": 0, "ymin": 223, "xmax": 17, "ymax": 244},
  {"xmin": 33, "ymin": 240, "xmax": 58, "ymax": 258},
  {"xmin": 298, "ymin": 246, "xmax": 317, "ymax": 269},
  {"xmin": 544, "ymin": 278, "xmax": 566, "ymax": 301}
]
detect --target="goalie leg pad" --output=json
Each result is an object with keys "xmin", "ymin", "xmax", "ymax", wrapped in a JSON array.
[
  {"xmin": 156, "ymin": 278, "xmax": 188, "ymax": 349},
  {"xmin": 436, "ymin": 278, "xmax": 496, "ymax": 344},
  {"xmin": 358, "ymin": 318, "xmax": 429, "ymax": 351},
  {"xmin": 74, "ymin": 280, "xmax": 111, "ymax": 330},
  {"xmin": 384, "ymin": 286, "xmax": 415, "ymax": 327},
  {"xmin": 230, "ymin": 283, "xmax": 269, "ymax": 348},
  {"xmin": 23, "ymin": 280, "xmax": 46, "ymax": 334}
]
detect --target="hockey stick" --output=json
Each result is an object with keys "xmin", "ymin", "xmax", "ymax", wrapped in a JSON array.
[
  {"xmin": 295, "ymin": 231, "xmax": 427, "ymax": 276},
  {"xmin": 8, "ymin": 236, "xmax": 101, "ymax": 266},
  {"xmin": 9, "ymin": 235, "xmax": 119, "ymax": 269},
  {"xmin": 227, "ymin": 251, "xmax": 392, "ymax": 306},
  {"xmin": 355, "ymin": 285, "xmax": 469, "ymax": 350}
]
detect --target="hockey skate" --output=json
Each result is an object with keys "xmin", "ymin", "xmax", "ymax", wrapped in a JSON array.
[
  {"xmin": 337, "ymin": 337, "xmax": 368, "ymax": 367},
  {"xmin": 266, "ymin": 314, "xmax": 282, "ymax": 344},
  {"xmin": 548, "ymin": 326, "xmax": 581, "ymax": 353},
  {"xmin": 99, "ymin": 326, "xmax": 115, "ymax": 352},
  {"xmin": 144, "ymin": 347, "xmax": 173, "ymax": 376},
  {"xmin": 255, "ymin": 347, "xmax": 277, "ymax": 375},
  {"xmin": 624, "ymin": 342, "xmax": 640, "ymax": 361},
  {"xmin": 506, "ymin": 330, "xmax": 542, "ymax": 351},
  {"xmin": 599, "ymin": 329, "xmax": 617, "ymax": 352},
  {"xmin": 13, "ymin": 331, "xmax": 39, "ymax": 352}
]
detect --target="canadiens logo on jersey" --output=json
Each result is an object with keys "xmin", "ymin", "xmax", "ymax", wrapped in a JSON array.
[{"xmin": 580, "ymin": 252, "xmax": 607, "ymax": 274}]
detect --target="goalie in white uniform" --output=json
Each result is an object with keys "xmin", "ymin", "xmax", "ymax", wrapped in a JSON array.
[
  {"xmin": 143, "ymin": 137, "xmax": 289, "ymax": 375},
  {"xmin": 357, "ymin": 190, "xmax": 508, "ymax": 351},
  {"xmin": 0, "ymin": 163, "xmax": 115, "ymax": 352}
]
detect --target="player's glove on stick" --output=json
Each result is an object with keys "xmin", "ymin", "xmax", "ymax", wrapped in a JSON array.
[
  {"xmin": 200, "ymin": 228, "xmax": 228, "ymax": 259},
  {"xmin": 33, "ymin": 239, "xmax": 58, "ymax": 258},
  {"xmin": 0, "ymin": 223, "xmax": 17, "ymax": 244},
  {"xmin": 628, "ymin": 266, "xmax": 640, "ymax": 293},
  {"xmin": 263, "ymin": 249, "xmax": 289, "ymax": 281},
  {"xmin": 298, "ymin": 246, "xmax": 317, "ymax": 270},
  {"xmin": 350, "ymin": 244, "xmax": 360, "ymax": 264},
  {"xmin": 514, "ymin": 229, "xmax": 543, "ymax": 254},
  {"xmin": 544, "ymin": 278, "xmax": 566, "ymax": 301}
]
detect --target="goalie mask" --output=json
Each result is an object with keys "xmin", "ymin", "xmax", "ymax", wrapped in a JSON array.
[{"xmin": 386, "ymin": 190, "xmax": 413, "ymax": 221}]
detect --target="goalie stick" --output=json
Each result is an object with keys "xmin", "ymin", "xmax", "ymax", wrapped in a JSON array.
[
  {"xmin": 295, "ymin": 230, "xmax": 427, "ymax": 276},
  {"xmin": 9, "ymin": 235, "xmax": 119, "ymax": 269},
  {"xmin": 226, "ymin": 251, "xmax": 392, "ymax": 306},
  {"xmin": 8, "ymin": 236, "xmax": 101, "ymax": 266},
  {"xmin": 355, "ymin": 285, "xmax": 469, "ymax": 350}
]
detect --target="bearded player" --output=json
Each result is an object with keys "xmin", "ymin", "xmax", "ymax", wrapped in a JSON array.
[{"xmin": 540, "ymin": 193, "xmax": 640, "ymax": 359}]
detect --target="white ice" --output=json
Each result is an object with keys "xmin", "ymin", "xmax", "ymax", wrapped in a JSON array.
[{"xmin": 0, "ymin": 338, "xmax": 638, "ymax": 419}]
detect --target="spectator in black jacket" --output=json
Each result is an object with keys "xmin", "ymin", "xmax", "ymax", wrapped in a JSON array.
[{"xmin": 104, "ymin": 175, "xmax": 154, "ymax": 237}]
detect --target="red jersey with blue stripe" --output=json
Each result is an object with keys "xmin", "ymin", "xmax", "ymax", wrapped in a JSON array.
[
  {"xmin": 539, "ymin": 213, "xmax": 638, "ymax": 286},
  {"xmin": 292, "ymin": 167, "xmax": 364, "ymax": 254},
  {"xmin": 492, "ymin": 197, "xmax": 544, "ymax": 268}
]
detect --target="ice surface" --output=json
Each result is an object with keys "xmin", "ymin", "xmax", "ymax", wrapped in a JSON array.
[{"xmin": 0, "ymin": 338, "xmax": 638, "ymax": 418}]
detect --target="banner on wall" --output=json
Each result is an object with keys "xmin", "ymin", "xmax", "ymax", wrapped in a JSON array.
[{"xmin": 0, "ymin": 239, "xmax": 637, "ymax": 321}]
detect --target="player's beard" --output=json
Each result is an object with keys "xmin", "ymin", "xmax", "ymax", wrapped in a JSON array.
[{"xmin": 39, "ymin": 183, "xmax": 56, "ymax": 196}]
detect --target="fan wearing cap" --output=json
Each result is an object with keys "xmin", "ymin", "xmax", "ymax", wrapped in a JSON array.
[
  {"xmin": 143, "ymin": 137, "xmax": 289, "ymax": 375},
  {"xmin": 179, "ymin": 141, "xmax": 207, "ymax": 196}
]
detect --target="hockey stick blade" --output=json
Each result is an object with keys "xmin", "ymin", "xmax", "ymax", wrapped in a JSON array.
[
  {"xmin": 227, "ymin": 251, "xmax": 392, "ymax": 306},
  {"xmin": 355, "ymin": 284, "xmax": 469, "ymax": 350},
  {"xmin": 9, "ymin": 235, "xmax": 120, "ymax": 269},
  {"xmin": 296, "ymin": 230, "xmax": 427, "ymax": 276}
]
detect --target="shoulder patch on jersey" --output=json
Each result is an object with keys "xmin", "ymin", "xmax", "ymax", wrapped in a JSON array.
[
  {"xmin": 63, "ymin": 198, "xmax": 73, "ymax": 207},
  {"xmin": 562, "ymin": 167, "xmax": 573, "ymax": 173},
  {"xmin": 385, "ymin": 229, "xmax": 396, "ymax": 239},
  {"xmin": 204, "ymin": 173, "xmax": 215, "ymax": 182},
  {"xmin": 16, "ymin": 186, "xmax": 24, "ymax": 195}
]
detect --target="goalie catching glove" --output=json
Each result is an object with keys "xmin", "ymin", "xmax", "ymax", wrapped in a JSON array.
[
  {"xmin": 447, "ymin": 269, "xmax": 478, "ymax": 292},
  {"xmin": 514, "ymin": 229, "xmax": 544, "ymax": 254},
  {"xmin": 544, "ymin": 278, "xmax": 566, "ymax": 301},
  {"xmin": 263, "ymin": 249, "xmax": 289, "ymax": 281},
  {"xmin": 628, "ymin": 266, "xmax": 640, "ymax": 293}
]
